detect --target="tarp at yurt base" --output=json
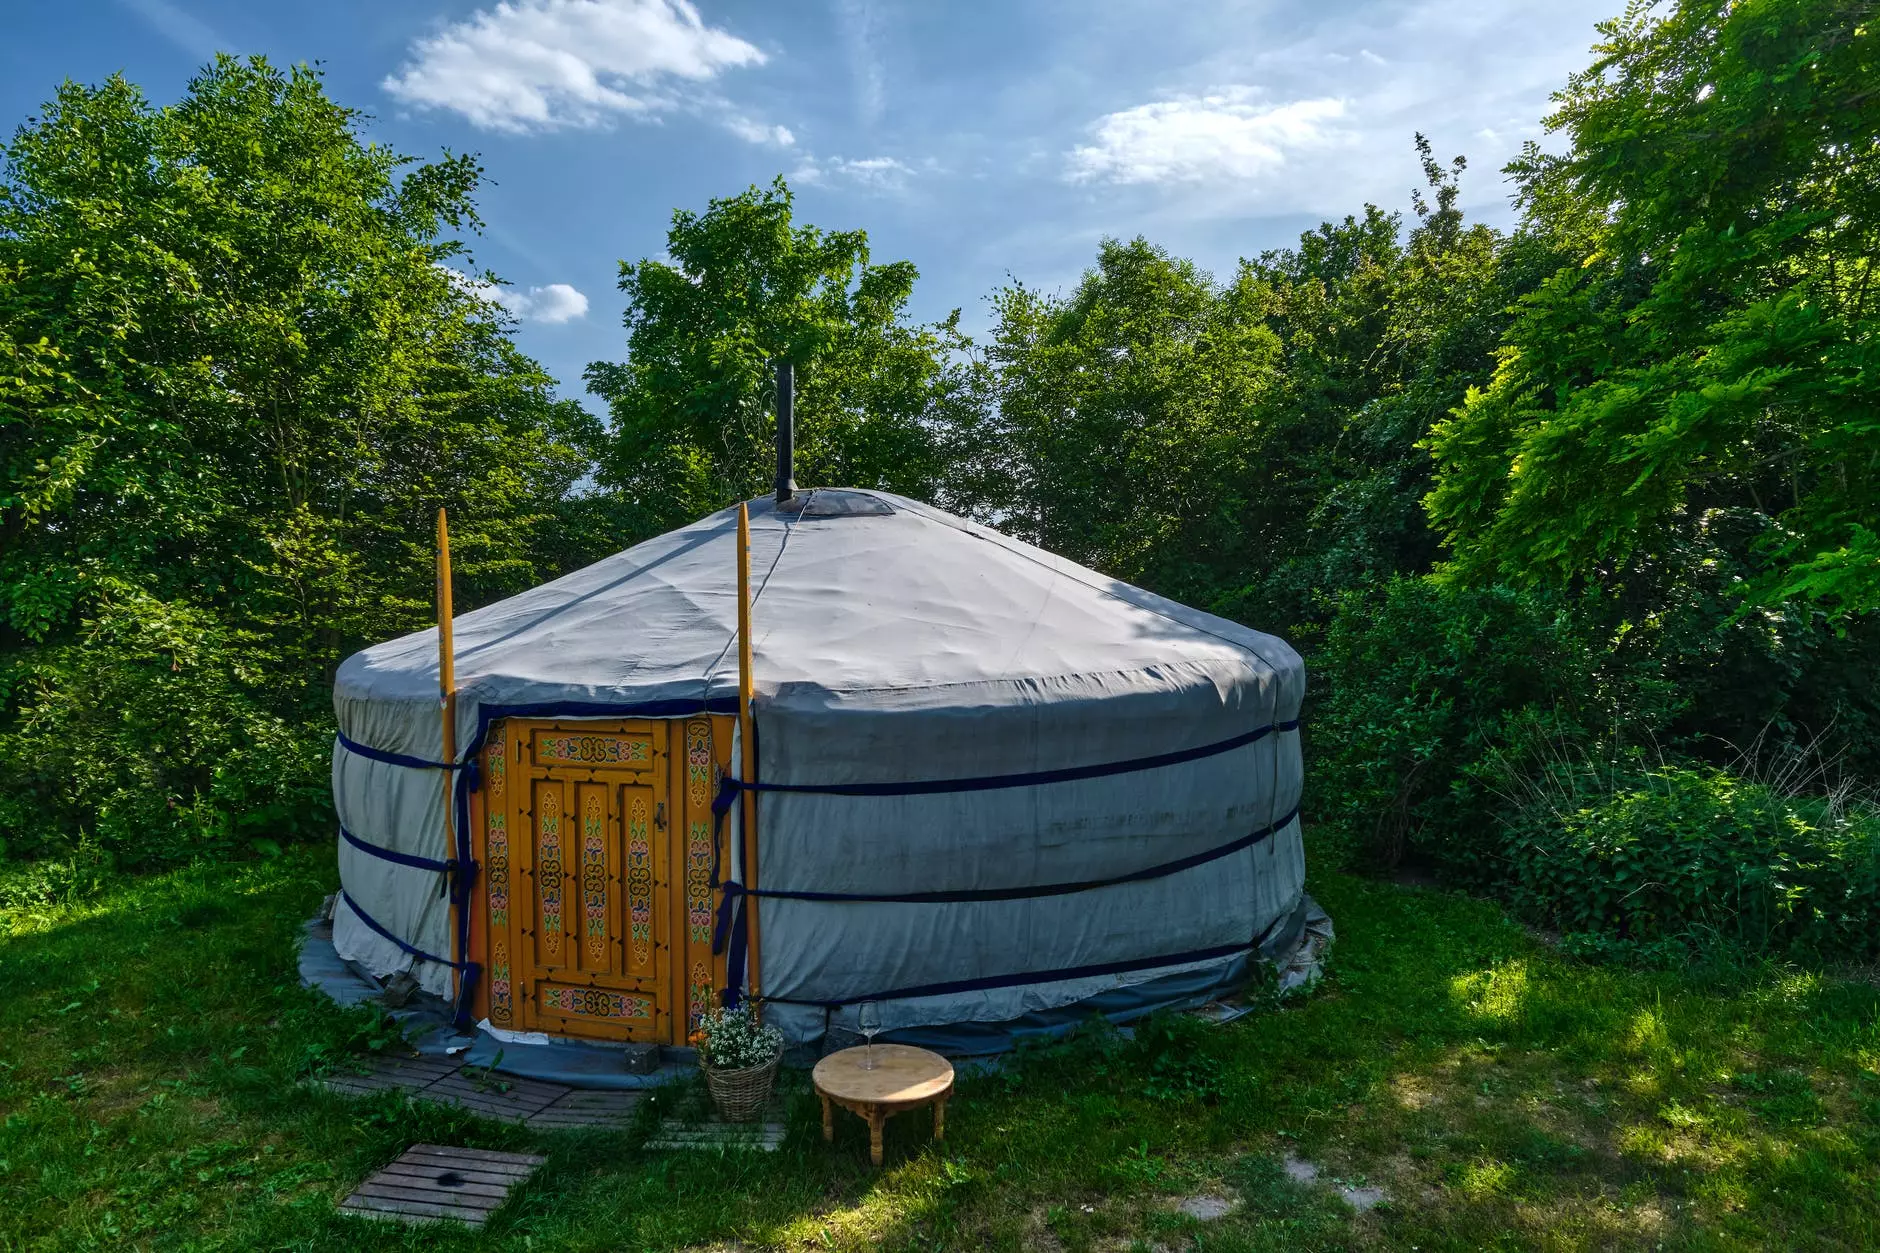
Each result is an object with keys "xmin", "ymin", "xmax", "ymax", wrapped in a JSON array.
[{"xmin": 326, "ymin": 488, "xmax": 1319, "ymax": 1071}]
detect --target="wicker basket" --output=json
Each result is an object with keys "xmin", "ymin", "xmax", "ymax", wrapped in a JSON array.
[{"xmin": 701, "ymin": 1053, "xmax": 780, "ymax": 1122}]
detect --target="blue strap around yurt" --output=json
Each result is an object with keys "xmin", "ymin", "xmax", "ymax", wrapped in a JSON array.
[
  {"xmin": 711, "ymin": 718, "xmax": 1298, "ymax": 804},
  {"xmin": 758, "ymin": 939, "xmax": 1258, "ymax": 1009},
  {"xmin": 334, "ymin": 729, "xmax": 462, "ymax": 771},
  {"xmin": 338, "ymin": 888, "xmax": 475, "ymax": 975},
  {"xmin": 707, "ymin": 718, "xmax": 1302, "ymax": 1008},
  {"xmin": 716, "ymin": 804, "xmax": 1300, "ymax": 908},
  {"xmin": 339, "ymin": 824, "xmax": 453, "ymax": 874}
]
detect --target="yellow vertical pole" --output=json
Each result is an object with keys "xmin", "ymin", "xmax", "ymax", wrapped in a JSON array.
[
  {"xmin": 437, "ymin": 508, "xmax": 460, "ymax": 1001},
  {"xmin": 736, "ymin": 503, "xmax": 763, "ymax": 1008}
]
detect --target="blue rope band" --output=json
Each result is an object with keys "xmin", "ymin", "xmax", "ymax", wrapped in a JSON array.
[
  {"xmin": 761, "ymin": 940, "xmax": 1255, "ymax": 1009},
  {"xmin": 339, "ymin": 825, "xmax": 452, "ymax": 874},
  {"xmin": 335, "ymin": 729, "xmax": 461, "ymax": 771},
  {"xmin": 710, "ymin": 719, "xmax": 1299, "ymax": 811},
  {"xmin": 717, "ymin": 805, "xmax": 1299, "ymax": 909},
  {"xmin": 338, "ymin": 889, "xmax": 470, "ymax": 970}
]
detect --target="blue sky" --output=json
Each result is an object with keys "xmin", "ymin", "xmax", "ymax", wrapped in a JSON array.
[{"xmin": 3, "ymin": 0, "xmax": 1618, "ymax": 404}]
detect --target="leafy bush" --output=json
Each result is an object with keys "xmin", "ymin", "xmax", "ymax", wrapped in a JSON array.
[
  {"xmin": 0, "ymin": 585, "xmax": 331, "ymax": 867},
  {"xmin": 1308, "ymin": 576, "xmax": 1616, "ymax": 873},
  {"xmin": 1503, "ymin": 761, "xmax": 1880, "ymax": 962}
]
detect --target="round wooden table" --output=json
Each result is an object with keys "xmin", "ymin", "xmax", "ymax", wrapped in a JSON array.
[{"xmin": 812, "ymin": 1044, "xmax": 955, "ymax": 1166}]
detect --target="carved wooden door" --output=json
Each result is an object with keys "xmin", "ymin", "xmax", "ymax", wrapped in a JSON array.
[
  {"xmin": 484, "ymin": 719, "xmax": 672, "ymax": 1042},
  {"xmin": 475, "ymin": 715, "xmax": 734, "ymax": 1045}
]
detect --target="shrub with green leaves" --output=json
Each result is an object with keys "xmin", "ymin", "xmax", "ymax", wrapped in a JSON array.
[
  {"xmin": 1504, "ymin": 762, "xmax": 1880, "ymax": 961},
  {"xmin": 1308, "ymin": 576, "xmax": 1612, "ymax": 873}
]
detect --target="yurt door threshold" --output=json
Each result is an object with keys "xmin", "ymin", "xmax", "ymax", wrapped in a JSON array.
[{"xmin": 469, "ymin": 715, "xmax": 734, "ymax": 1046}]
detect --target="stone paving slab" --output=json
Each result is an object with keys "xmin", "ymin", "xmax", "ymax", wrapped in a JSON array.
[
  {"xmin": 315, "ymin": 1054, "xmax": 778, "ymax": 1142},
  {"xmin": 422, "ymin": 1071, "xmax": 568, "ymax": 1122},
  {"xmin": 643, "ymin": 1101, "xmax": 788, "ymax": 1152},
  {"xmin": 527, "ymin": 1088, "xmax": 646, "ymax": 1130}
]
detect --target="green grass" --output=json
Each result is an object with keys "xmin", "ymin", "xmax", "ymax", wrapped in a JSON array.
[{"xmin": 4, "ymin": 837, "xmax": 1880, "ymax": 1251}]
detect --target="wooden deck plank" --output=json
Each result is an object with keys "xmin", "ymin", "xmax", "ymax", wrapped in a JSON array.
[
  {"xmin": 378, "ymin": 1162, "xmax": 533, "ymax": 1189},
  {"xmin": 340, "ymin": 1142, "xmax": 545, "ymax": 1228},
  {"xmin": 404, "ymin": 1142, "xmax": 547, "ymax": 1164},
  {"xmin": 316, "ymin": 1056, "xmax": 462, "ymax": 1098},
  {"xmin": 359, "ymin": 1173, "xmax": 513, "ymax": 1201},
  {"xmin": 341, "ymin": 1193, "xmax": 490, "ymax": 1221},
  {"xmin": 422, "ymin": 1074, "xmax": 566, "ymax": 1120},
  {"xmin": 351, "ymin": 1180, "xmax": 505, "ymax": 1208},
  {"xmin": 544, "ymin": 1089, "xmax": 644, "ymax": 1108},
  {"xmin": 397, "ymin": 1146, "xmax": 546, "ymax": 1172},
  {"xmin": 340, "ymin": 1197, "xmax": 488, "ymax": 1226}
]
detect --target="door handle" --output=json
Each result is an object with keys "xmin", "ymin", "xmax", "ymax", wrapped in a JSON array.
[{"xmin": 655, "ymin": 801, "xmax": 666, "ymax": 832}]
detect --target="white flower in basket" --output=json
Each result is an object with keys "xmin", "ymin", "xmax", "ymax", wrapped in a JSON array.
[{"xmin": 692, "ymin": 1004, "xmax": 783, "ymax": 1121}]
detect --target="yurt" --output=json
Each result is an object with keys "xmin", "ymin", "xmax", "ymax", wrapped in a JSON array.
[{"xmin": 330, "ymin": 466, "xmax": 1310, "ymax": 1054}]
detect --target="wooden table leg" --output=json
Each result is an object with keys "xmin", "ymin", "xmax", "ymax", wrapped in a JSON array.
[
  {"xmin": 867, "ymin": 1108, "xmax": 885, "ymax": 1167},
  {"xmin": 821, "ymin": 1095, "xmax": 834, "ymax": 1142},
  {"xmin": 933, "ymin": 1097, "xmax": 946, "ymax": 1142}
]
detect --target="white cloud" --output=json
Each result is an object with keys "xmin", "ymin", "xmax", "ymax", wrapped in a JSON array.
[
  {"xmin": 510, "ymin": 283, "xmax": 591, "ymax": 323},
  {"xmin": 791, "ymin": 155, "xmax": 915, "ymax": 189},
  {"xmin": 445, "ymin": 268, "xmax": 591, "ymax": 324},
  {"xmin": 723, "ymin": 115, "xmax": 795, "ymax": 147},
  {"xmin": 383, "ymin": 0, "xmax": 766, "ymax": 133},
  {"xmin": 1067, "ymin": 89, "xmax": 1347, "ymax": 185},
  {"xmin": 833, "ymin": 0, "xmax": 887, "ymax": 126},
  {"xmin": 118, "ymin": 0, "xmax": 228, "ymax": 59}
]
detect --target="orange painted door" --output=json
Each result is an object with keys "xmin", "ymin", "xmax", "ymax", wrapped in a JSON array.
[
  {"xmin": 486, "ymin": 720, "xmax": 670, "ymax": 1042},
  {"xmin": 674, "ymin": 715, "xmax": 735, "ymax": 1039},
  {"xmin": 477, "ymin": 715, "xmax": 735, "ymax": 1045}
]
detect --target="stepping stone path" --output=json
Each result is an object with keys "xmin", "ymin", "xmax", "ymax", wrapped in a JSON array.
[
  {"xmin": 1283, "ymin": 1154, "xmax": 1388, "ymax": 1212},
  {"xmin": 1175, "ymin": 1193, "xmax": 1238, "ymax": 1221},
  {"xmin": 340, "ymin": 1143, "xmax": 545, "ymax": 1228},
  {"xmin": 314, "ymin": 1055, "xmax": 644, "ymax": 1130},
  {"xmin": 313, "ymin": 1055, "xmax": 782, "ymax": 1146}
]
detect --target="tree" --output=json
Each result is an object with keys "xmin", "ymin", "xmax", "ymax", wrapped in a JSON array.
[
  {"xmin": 983, "ymin": 238, "xmax": 1280, "ymax": 600},
  {"xmin": 1425, "ymin": 0, "xmax": 1880, "ymax": 619},
  {"xmin": 0, "ymin": 57, "xmax": 600, "ymax": 862},
  {"xmin": 586, "ymin": 178, "xmax": 973, "ymax": 535}
]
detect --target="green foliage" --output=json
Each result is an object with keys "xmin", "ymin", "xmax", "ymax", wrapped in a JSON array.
[
  {"xmin": 586, "ymin": 178, "xmax": 975, "ymax": 536},
  {"xmin": 0, "ymin": 584, "xmax": 330, "ymax": 865},
  {"xmin": 980, "ymin": 148, "xmax": 1556, "ymax": 621},
  {"xmin": 1309, "ymin": 577, "xmax": 1611, "ymax": 871},
  {"xmin": 0, "ymin": 57, "xmax": 603, "ymax": 863},
  {"xmin": 1504, "ymin": 761, "xmax": 1880, "ymax": 961},
  {"xmin": 1129, "ymin": 1012, "xmax": 1225, "ymax": 1105},
  {"xmin": 983, "ymin": 237, "xmax": 1280, "ymax": 597},
  {"xmin": 1425, "ymin": 0, "xmax": 1880, "ymax": 618}
]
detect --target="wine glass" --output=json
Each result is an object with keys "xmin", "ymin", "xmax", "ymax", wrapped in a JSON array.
[{"xmin": 857, "ymin": 1001, "xmax": 881, "ymax": 1070}]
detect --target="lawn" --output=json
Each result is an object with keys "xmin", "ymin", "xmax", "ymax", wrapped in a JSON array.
[{"xmin": 4, "ymin": 837, "xmax": 1879, "ymax": 1252}]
